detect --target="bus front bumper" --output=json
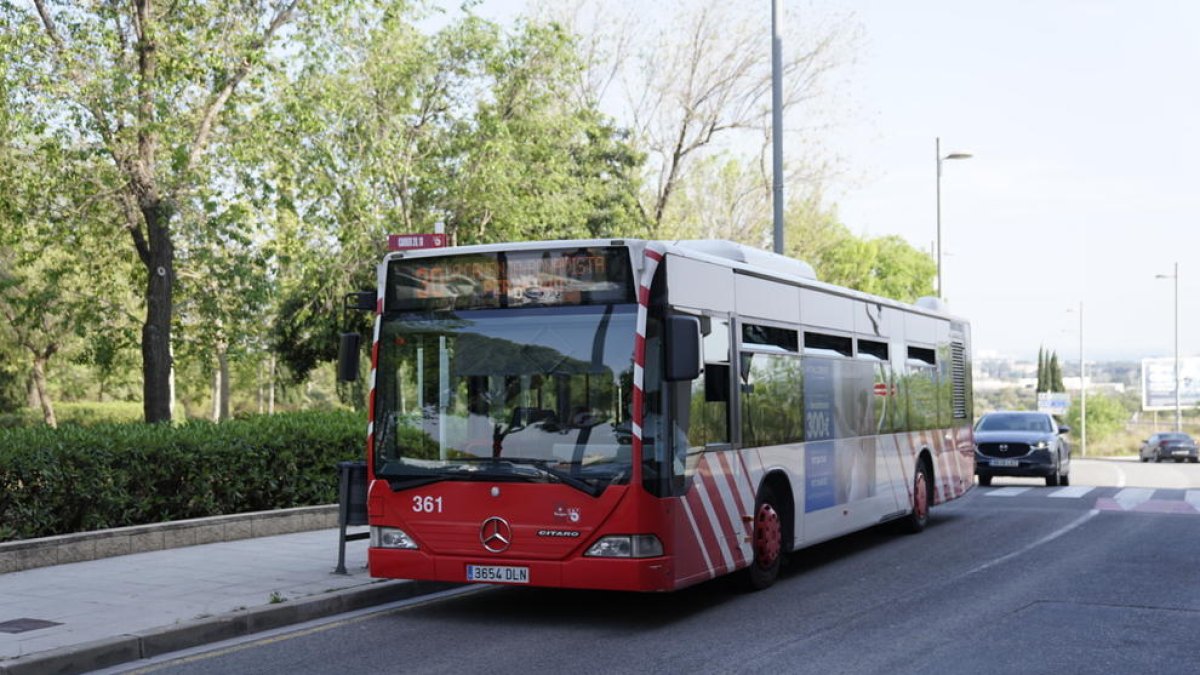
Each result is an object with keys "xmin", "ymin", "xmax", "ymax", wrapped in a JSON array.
[{"xmin": 369, "ymin": 548, "xmax": 677, "ymax": 592}]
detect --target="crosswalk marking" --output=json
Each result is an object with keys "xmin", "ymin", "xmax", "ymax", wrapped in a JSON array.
[
  {"xmin": 1049, "ymin": 486, "xmax": 1095, "ymax": 499},
  {"xmin": 1113, "ymin": 488, "xmax": 1155, "ymax": 511},
  {"xmin": 985, "ymin": 487, "xmax": 1032, "ymax": 497},
  {"xmin": 1185, "ymin": 491, "xmax": 1200, "ymax": 511},
  {"xmin": 975, "ymin": 486, "xmax": 1200, "ymax": 515}
]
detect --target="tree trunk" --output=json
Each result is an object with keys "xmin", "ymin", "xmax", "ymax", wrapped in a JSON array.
[
  {"xmin": 141, "ymin": 204, "xmax": 174, "ymax": 424},
  {"xmin": 26, "ymin": 372, "xmax": 40, "ymax": 410},
  {"xmin": 212, "ymin": 348, "xmax": 230, "ymax": 422},
  {"xmin": 31, "ymin": 357, "xmax": 57, "ymax": 428}
]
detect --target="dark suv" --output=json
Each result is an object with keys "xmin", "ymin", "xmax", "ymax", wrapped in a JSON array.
[{"xmin": 974, "ymin": 411, "xmax": 1071, "ymax": 487}]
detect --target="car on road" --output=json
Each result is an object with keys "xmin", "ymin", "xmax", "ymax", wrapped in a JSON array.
[
  {"xmin": 1138, "ymin": 432, "xmax": 1199, "ymax": 463},
  {"xmin": 974, "ymin": 411, "xmax": 1071, "ymax": 487}
]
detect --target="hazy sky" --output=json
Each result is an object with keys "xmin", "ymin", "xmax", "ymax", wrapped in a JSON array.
[
  {"xmin": 825, "ymin": 0, "xmax": 1200, "ymax": 364},
  {"xmin": 454, "ymin": 0, "xmax": 1199, "ymax": 363}
]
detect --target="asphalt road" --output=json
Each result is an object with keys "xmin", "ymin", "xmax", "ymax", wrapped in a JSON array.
[{"xmin": 121, "ymin": 459, "xmax": 1200, "ymax": 675}]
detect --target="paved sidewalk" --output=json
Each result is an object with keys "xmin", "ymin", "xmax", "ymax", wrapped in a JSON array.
[{"xmin": 0, "ymin": 529, "xmax": 447, "ymax": 675}]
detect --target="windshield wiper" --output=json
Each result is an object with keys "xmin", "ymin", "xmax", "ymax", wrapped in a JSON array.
[
  {"xmin": 450, "ymin": 457, "xmax": 602, "ymax": 497},
  {"xmin": 508, "ymin": 458, "xmax": 604, "ymax": 497},
  {"xmin": 385, "ymin": 475, "xmax": 450, "ymax": 491}
]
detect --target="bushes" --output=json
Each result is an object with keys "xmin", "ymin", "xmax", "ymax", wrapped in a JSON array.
[
  {"xmin": 0, "ymin": 410, "xmax": 368, "ymax": 542},
  {"xmin": 0, "ymin": 401, "xmax": 146, "ymax": 428}
]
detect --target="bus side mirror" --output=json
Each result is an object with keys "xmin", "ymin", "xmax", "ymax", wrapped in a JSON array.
[
  {"xmin": 338, "ymin": 332, "xmax": 361, "ymax": 382},
  {"xmin": 665, "ymin": 315, "xmax": 701, "ymax": 382},
  {"xmin": 346, "ymin": 291, "xmax": 376, "ymax": 311}
]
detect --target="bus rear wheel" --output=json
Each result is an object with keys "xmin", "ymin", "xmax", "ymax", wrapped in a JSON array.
[
  {"xmin": 902, "ymin": 461, "xmax": 931, "ymax": 534},
  {"xmin": 744, "ymin": 488, "xmax": 783, "ymax": 590}
]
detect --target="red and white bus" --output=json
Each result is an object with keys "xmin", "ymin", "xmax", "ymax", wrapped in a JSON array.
[{"xmin": 345, "ymin": 238, "xmax": 973, "ymax": 592}]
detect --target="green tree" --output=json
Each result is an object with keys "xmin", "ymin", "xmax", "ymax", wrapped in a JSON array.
[
  {"xmin": 257, "ymin": 11, "xmax": 645, "ymax": 381},
  {"xmin": 1037, "ymin": 347, "xmax": 1047, "ymax": 393},
  {"xmin": 7, "ymin": 0, "xmax": 337, "ymax": 423},
  {"xmin": 1066, "ymin": 393, "xmax": 1127, "ymax": 443},
  {"xmin": 0, "ymin": 37, "xmax": 136, "ymax": 425},
  {"xmin": 1049, "ymin": 352, "xmax": 1065, "ymax": 393}
]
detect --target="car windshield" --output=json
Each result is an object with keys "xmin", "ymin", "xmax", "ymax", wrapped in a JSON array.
[
  {"xmin": 372, "ymin": 305, "xmax": 639, "ymax": 494},
  {"xmin": 977, "ymin": 413, "xmax": 1052, "ymax": 433}
]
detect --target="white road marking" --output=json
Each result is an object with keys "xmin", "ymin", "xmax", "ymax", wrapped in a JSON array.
[
  {"xmin": 1113, "ymin": 487, "xmax": 1155, "ymax": 511},
  {"xmin": 1049, "ymin": 486, "xmax": 1095, "ymax": 499},
  {"xmin": 984, "ymin": 487, "xmax": 1033, "ymax": 497},
  {"xmin": 1185, "ymin": 491, "xmax": 1200, "ymax": 511},
  {"xmin": 958, "ymin": 510, "xmax": 1099, "ymax": 578}
]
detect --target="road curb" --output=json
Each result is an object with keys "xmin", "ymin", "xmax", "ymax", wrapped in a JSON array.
[
  {"xmin": 0, "ymin": 579, "xmax": 459, "ymax": 675},
  {"xmin": 0, "ymin": 505, "xmax": 338, "ymax": 574}
]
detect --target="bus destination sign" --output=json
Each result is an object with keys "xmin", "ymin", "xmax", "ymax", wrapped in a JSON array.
[
  {"xmin": 386, "ymin": 247, "xmax": 634, "ymax": 311},
  {"xmin": 388, "ymin": 233, "xmax": 448, "ymax": 251}
]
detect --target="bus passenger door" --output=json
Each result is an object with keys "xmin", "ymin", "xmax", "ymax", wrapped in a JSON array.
[{"xmin": 667, "ymin": 315, "xmax": 746, "ymax": 585}]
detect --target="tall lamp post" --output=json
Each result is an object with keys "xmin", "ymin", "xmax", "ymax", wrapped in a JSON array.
[
  {"xmin": 1068, "ymin": 303, "xmax": 1087, "ymax": 456},
  {"xmin": 1155, "ymin": 263, "xmax": 1181, "ymax": 432},
  {"xmin": 936, "ymin": 138, "xmax": 973, "ymax": 299}
]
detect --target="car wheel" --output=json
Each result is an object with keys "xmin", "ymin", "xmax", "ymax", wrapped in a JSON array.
[
  {"xmin": 1140, "ymin": 454, "xmax": 1149, "ymax": 463},
  {"xmin": 1060, "ymin": 471, "xmax": 1070, "ymax": 487},
  {"xmin": 978, "ymin": 475, "xmax": 992, "ymax": 487},
  {"xmin": 1154, "ymin": 452, "xmax": 1163, "ymax": 463},
  {"xmin": 1045, "ymin": 465, "xmax": 1060, "ymax": 487},
  {"xmin": 1190, "ymin": 458, "xmax": 1199, "ymax": 464},
  {"xmin": 743, "ymin": 486, "xmax": 783, "ymax": 591}
]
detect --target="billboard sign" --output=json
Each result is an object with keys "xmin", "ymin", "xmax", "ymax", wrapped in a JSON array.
[
  {"xmin": 1037, "ymin": 392, "xmax": 1070, "ymax": 416},
  {"xmin": 1141, "ymin": 357, "xmax": 1200, "ymax": 411}
]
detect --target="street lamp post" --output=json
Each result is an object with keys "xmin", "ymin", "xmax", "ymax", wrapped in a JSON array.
[
  {"xmin": 935, "ymin": 137, "xmax": 972, "ymax": 299},
  {"xmin": 1068, "ymin": 302, "xmax": 1086, "ymax": 456},
  {"xmin": 1155, "ymin": 262, "xmax": 1181, "ymax": 432}
]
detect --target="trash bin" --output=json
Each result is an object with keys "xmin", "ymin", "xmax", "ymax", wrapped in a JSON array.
[{"xmin": 337, "ymin": 460, "xmax": 368, "ymax": 527}]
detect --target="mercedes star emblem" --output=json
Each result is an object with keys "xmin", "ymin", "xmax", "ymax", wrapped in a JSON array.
[{"xmin": 480, "ymin": 516, "xmax": 512, "ymax": 553}]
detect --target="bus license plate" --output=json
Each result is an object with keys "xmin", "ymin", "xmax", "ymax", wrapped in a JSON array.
[
  {"xmin": 990, "ymin": 459, "xmax": 1019, "ymax": 467},
  {"xmin": 466, "ymin": 565, "xmax": 530, "ymax": 584}
]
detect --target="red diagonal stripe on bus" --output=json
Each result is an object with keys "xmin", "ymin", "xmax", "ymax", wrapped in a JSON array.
[
  {"xmin": 699, "ymin": 456, "xmax": 745, "ymax": 568},
  {"xmin": 736, "ymin": 449, "xmax": 756, "ymax": 495},
  {"xmin": 672, "ymin": 496, "xmax": 711, "ymax": 584},
  {"xmin": 898, "ymin": 432, "xmax": 915, "ymax": 505},
  {"xmin": 714, "ymin": 452, "xmax": 753, "ymax": 538},
  {"xmin": 685, "ymin": 465, "xmax": 729, "ymax": 576},
  {"xmin": 931, "ymin": 430, "xmax": 949, "ymax": 504}
]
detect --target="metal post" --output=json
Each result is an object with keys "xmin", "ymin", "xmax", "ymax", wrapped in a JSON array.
[
  {"xmin": 335, "ymin": 463, "xmax": 351, "ymax": 575},
  {"xmin": 1174, "ymin": 262, "xmax": 1181, "ymax": 432},
  {"xmin": 771, "ymin": 0, "xmax": 784, "ymax": 254},
  {"xmin": 936, "ymin": 137, "xmax": 942, "ymax": 299},
  {"xmin": 1080, "ymin": 301, "xmax": 1087, "ymax": 457},
  {"xmin": 934, "ymin": 139, "xmax": 971, "ymax": 300}
]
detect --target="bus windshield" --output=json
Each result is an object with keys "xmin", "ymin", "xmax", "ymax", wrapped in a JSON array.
[{"xmin": 373, "ymin": 305, "xmax": 638, "ymax": 494}]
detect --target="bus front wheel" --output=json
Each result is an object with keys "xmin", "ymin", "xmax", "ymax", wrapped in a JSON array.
[{"xmin": 744, "ymin": 487, "xmax": 783, "ymax": 590}]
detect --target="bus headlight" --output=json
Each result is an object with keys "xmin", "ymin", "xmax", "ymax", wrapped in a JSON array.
[
  {"xmin": 585, "ymin": 535, "xmax": 663, "ymax": 558},
  {"xmin": 371, "ymin": 526, "xmax": 419, "ymax": 549}
]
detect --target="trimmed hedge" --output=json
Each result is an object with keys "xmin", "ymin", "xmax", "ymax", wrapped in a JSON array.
[{"xmin": 0, "ymin": 410, "xmax": 368, "ymax": 542}]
